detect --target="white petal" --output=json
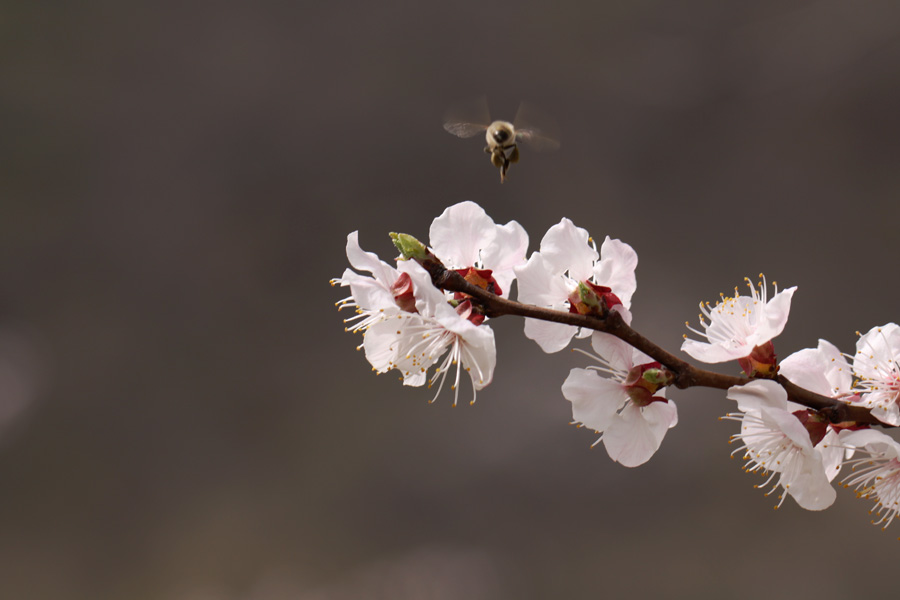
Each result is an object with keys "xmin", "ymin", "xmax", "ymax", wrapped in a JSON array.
[
  {"xmin": 762, "ymin": 407, "xmax": 815, "ymax": 453},
  {"xmin": 338, "ymin": 268, "xmax": 398, "ymax": 313},
  {"xmin": 514, "ymin": 253, "xmax": 570, "ymax": 306},
  {"xmin": 816, "ymin": 339, "xmax": 853, "ymax": 395},
  {"xmin": 362, "ymin": 314, "xmax": 439, "ymax": 381},
  {"xmin": 681, "ymin": 338, "xmax": 750, "ymax": 364},
  {"xmin": 755, "ymin": 286, "xmax": 796, "ymax": 344},
  {"xmin": 429, "ymin": 201, "xmax": 496, "ymax": 268},
  {"xmin": 561, "ymin": 368, "xmax": 624, "ymax": 432},
  {"xmin": 457, "ymin": 323, "xmax": 497, "ymax": 390},
  {"xmin": 592, "ymin": 236, "xmax": 638, "ymax": 309},
  {"xmin": 589, "ymin": 332, "xmax": 634, "ymax": 372},
  {"xmin": 840, "ymin": 429, "xmax": 900, "ymax": 459},
  {"xmin": 854, "ymin": 323, "xmax": 900, "ymax": 380},
  {"xmin": 346, "ymin": 231, "xmax": 398, "ymax": 286},
  {"xmin": 780, "ymin": 348, "xmax": 833, "ymax": 398},
  {"xmin": 780, "ymin": 339, "xmax": 852, "ymax": 398},
  {"xmin": 818, "ymin": 430, "xmax": 844, "ymax": 483},
  {"xmin": 602, "ymin": 400, "xmax": 676, "ymax": 467},
  {"xmin": 726, "ymin": 380, "xmax": 789, "ymax": 414},
  {"xmin": 782, "ymin": 451, "xmax": 836, "ymax": 511},
  {"xmin": 481, "ymin": 220, "xmax": 529, "ymax": 297},
  {"xmin": 523, "ymin": 318, "xmax": 578, "ymax": 354},
  {"xmin": 539, "ymin": 218, "xmax": 598, "ymax": 282},
  {"xmin": 870, "ymin": 403, "xmax": 900, "ymax": 427}
]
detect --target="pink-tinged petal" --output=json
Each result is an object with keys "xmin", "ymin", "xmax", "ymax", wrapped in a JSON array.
[
  {"xmin": 780, "ymin": 348, "xmax": 832, "ymax": 398},
  {"xmin": 524, "ymin": 318, "xmax": 577, "ymax": 354},
  {"xmin": 338, "ymin": 268, "xmax": 398, "ymax": 313},
  {"xmin": 514, "ymin": 253, "xmax": 571, "ymax": 306},
  {"xmin": 592, "ymin": 236, "xmax": 638, "ymax": 309},
  {"xmin": 362, "ymin": 315, "xmax": 421, "ymax": 376},
  {"xmin": 561, "ymin": 368, "xmax": 624, "ymax": 432},
  {"xmin": 726, "ymin": 380, "xmax": 789, "ymax": 414},
  {"xmin": 603, "ymin": 401, "xmax": 676, "ymax": 467},
  {"xmin": 756, "ymin": 287, "xmax": 796, "ymax": 344},
  {"xmin": 816, "ymin": 339, "xmax": 853, "ymax": 395},
  {"xmin": 429, "ymin": 201, "xmax": 496, "ymax": 268},
  {"xmin": 840, "ymin": 429, "xmax": 900, "ymax": 458},
  {"xmin": 426, "ymin": 302, "xmax": 496, "ymax": 390},
  {"xmin": 456, "ymin": 323, "xmax": 497, "ymax": 390},
  {"xmin": 682, "ymin": 337, "xmax": 751, "ymax": 364},
  {"xmin": 590, "ymin": 332, "xmax": 634, "ymax": 373},
  {"xmin": 870, "ymin": 403, "xmax": 900, "ymax": 427},
  {"xmin": 482, "ymin": 220, "xmax": 529, "ymax": 296},
  {"xmin": 346, "ymin": 231, "xmax": 398, "ymax": 286},
  {"xmin": 761, "ymin": 406, "xmax": 815, "ymax": 452},
  {"xmin": 782, "ymin": 451, "xmax": 836, "ymax": 511},
  {"xmin": 781, "ymin": 339, "xmax": 852, "ymax": 398},
  {"xmin": 818, "ymin": 429, "xmax": 844, "ymax": 483},
  {"xmin": 539, "ymin": 218, "xmax": 598, "ymax": 282},
  {"xmin": 854, "ymin": 323, "xmax": 900, "ymax": 380}
]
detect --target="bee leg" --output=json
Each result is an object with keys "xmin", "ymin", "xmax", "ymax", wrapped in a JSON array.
[
  {"xmin": 483, "ymin": 146, "xmax": 491, "ymax": 154},
  {"xmin": 500, "ymin": 160, "xmax": 509, "ymax": 183},
  {"xmin": 508, "ymin": 145, "xmax": 520, "ymax": 164},
  {"xmin": 490, "ymin": 150, "xmax": 505, "ymax": 169}
]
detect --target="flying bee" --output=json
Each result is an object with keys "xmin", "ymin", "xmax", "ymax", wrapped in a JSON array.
[{"xmin": 443, "ymin": 97, "xmax": 560, "ymax": 183}]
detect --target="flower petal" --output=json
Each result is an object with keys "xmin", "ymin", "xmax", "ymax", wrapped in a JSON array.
[
  {"xmin": 726, "ymin": 380, "xmax": 789, "ymax": 414},
  {"xmin": 429, "ymin": 201, "xmax": 496, "ymax": 268},
  {"xmin": 682, "ymin": 337, "xmax": 751, "ymax": 364},
  {"xmin": 346, "ymin": 231, "xmax": 398, "ymax": 286},
  {"xmin": 561, "ymin": 368, "xmax": 624, "ymax": 432},
  {"xmin": 589, "ymin": 332, "xmax": 634, "ymax": 373},
  {"xmin": 854, "ymin": 323, "xmax": 900, "ymax": 380},
  {"xmin": 523, "ymin": 318, "xmax": 578, "ymax": 354},
  {"xmin": 337, "ymin": 268, "xmax": 398, "ymax": 313},
  {"xmin": 602, "ymin": 400, "xmax": 677, "ymax": 467},
  {"xmin": 756, "ymin": 286, "xmax": 796, "ymax": 344},
  {"xmin": 514, "ymin": 253, "xmax": 570, "ymax": 306},
  {"xmin": 780, "ymin": 339, "xmax": 852, "ymax": 398},
  {"xmin": 481, "ymin": 220, "xmax": 529, "ymax": 297},
  {"xmin": 592, "ymin": 236, "xmax": 638, "ymax": 309},
  {"xmin": 539, "ymin": 218, "xmax": 598, "ymax": 282},
  {"xmin": 781, "ymin": 450, "xmax": 836, "ymax": 511},
  {"xmin": 818, "ymin": 429, "xmax": 844, "ymax": 483}
]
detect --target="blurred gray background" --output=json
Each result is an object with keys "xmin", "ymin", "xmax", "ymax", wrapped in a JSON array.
[{"xmin": 3, "ymin": 1, "xmax": 900, "ymax": 598}]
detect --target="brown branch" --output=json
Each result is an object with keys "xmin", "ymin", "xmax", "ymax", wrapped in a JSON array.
[{"xmin": 430, "ymin": 266, "xmax": 885, "ymax": 427}]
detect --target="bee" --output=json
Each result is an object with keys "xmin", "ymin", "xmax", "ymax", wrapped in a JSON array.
[{"xmin": 443, "ymin": 97, "xmax": 559, "ymax": 183}]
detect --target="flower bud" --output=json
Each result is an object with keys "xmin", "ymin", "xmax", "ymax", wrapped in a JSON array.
[{"xmin": 390, "ymin": 232, "xmax": 429, "ymax": 261}]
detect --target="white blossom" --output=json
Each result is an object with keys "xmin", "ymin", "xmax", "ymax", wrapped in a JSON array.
[
  {"xmin": 428, "ymin": 201, "xmax": 527, "ymax": 298},
  {"xmin": 850, "ymin": 323, "xmax": 900, "ymax": 426},
  {"xmin": 333, "ymin": 229, "xmax": 497, "ymax": 405},
  {"xmin": 562, "ymin": 334, "xmax": 677, "ymax": 467},
  {"xmin": 682, "ymin": 276, "xmax": 795, "ymax": 364},
  {"xmin": 724, "ymin": 380, "xmax": 836, "ymax": 511},
  {"xmin": 840, "ymin": 429, "xmax": 900, "ymax": 532},
  {"xmin": 515, "ymin": 218, "xmax": 637, "ymax": 353}
]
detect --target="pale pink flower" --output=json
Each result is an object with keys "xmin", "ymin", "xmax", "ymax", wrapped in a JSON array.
[
  {"xmin": 515, "ymin": 218, "xmax": 637, "ymax": 353},
  {"xmin": 724, "ymin": 380, "xmax": 836, "ymax": 511},
  {"xmin": 562, "ymin": 334, "xmax": 677, "ymax": 467},
  {"xmin": 682, "ymin": 276, "xmax": 795, "ymax": 364}
]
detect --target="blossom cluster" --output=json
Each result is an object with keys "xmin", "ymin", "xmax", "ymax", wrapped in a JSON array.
[{"xmin": 333, "ymin": 201, "xmax": 900, "ymax": 536}]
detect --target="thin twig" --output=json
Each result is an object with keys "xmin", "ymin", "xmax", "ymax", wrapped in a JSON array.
[{"xmin": 429, "ymin": 266, "xmax": 885, "ymax": 427}]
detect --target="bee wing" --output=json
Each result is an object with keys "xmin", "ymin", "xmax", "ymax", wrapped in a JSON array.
[
  {"xmin": 443, "ymin": 96, "xmax": 491, "ymax": 138},
  {"xmin": 513, "ymin": 101, "xmax": 560, "ymax": 152}
]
